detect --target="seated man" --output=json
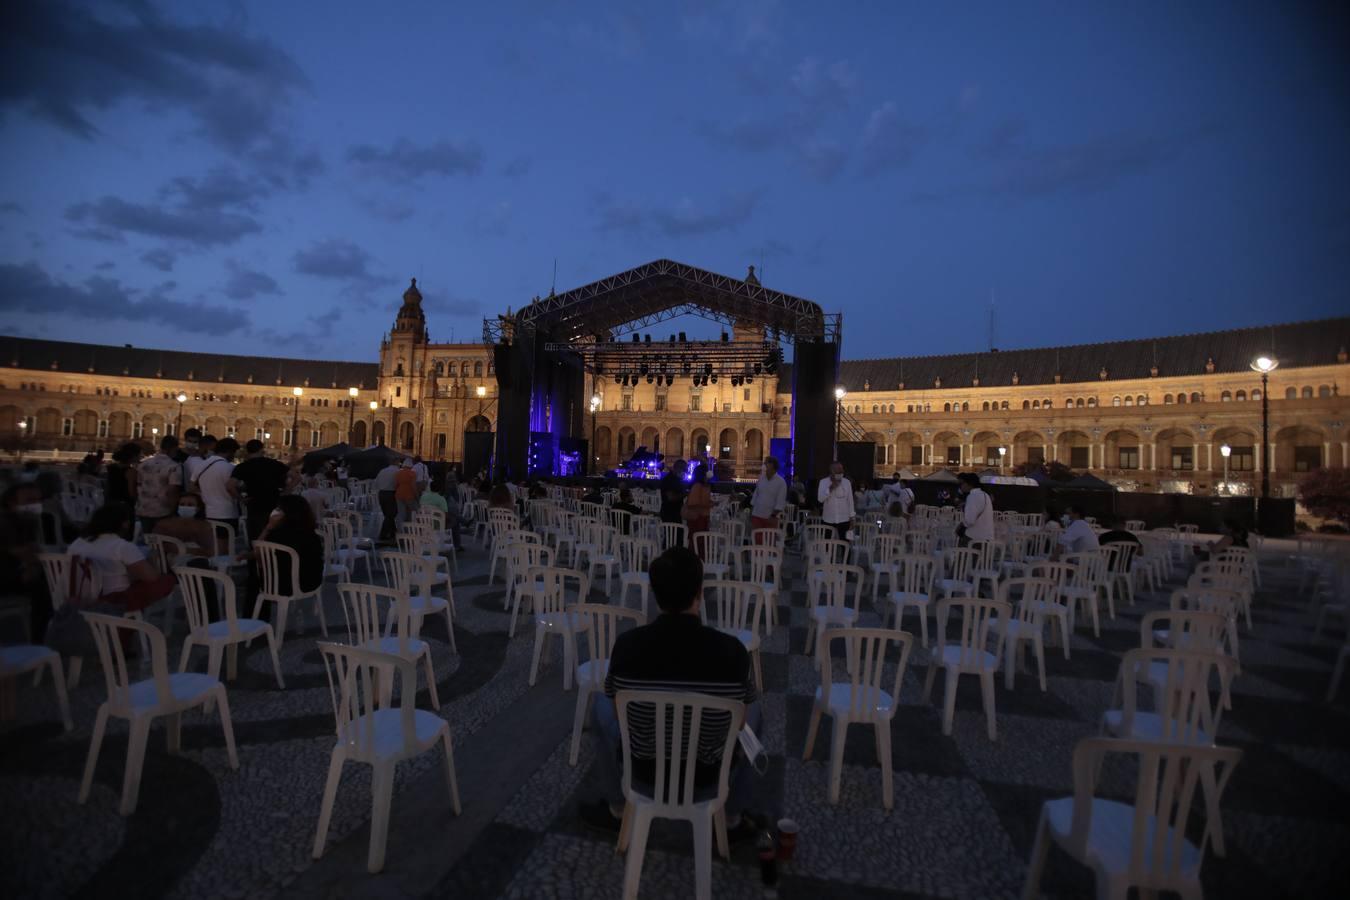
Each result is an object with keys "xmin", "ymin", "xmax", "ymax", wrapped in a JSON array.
[{"xmin": 580, "ymin": 545, "xmax": 760, "ymax": 838}]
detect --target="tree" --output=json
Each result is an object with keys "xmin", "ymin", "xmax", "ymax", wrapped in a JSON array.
[{"xmin": 1298, "ymin": 468, "xmax": 1350, "ymax": 524}]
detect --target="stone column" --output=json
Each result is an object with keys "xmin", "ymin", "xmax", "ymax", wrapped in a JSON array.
[
  {"xmin": 1206, "ymin": 442, "xmax": 1214, "ymax": 472},
  {"xmin": 1324, "ymin": 441, "xmax": 1332, "ymax": 468},
  {"xmin": 1150, "ymin": 441, "xmax": 1158, "ymax": 471},
  {"xmin": 1342, "ymin": 441, "xmax": 1348, "ymax": 469}
]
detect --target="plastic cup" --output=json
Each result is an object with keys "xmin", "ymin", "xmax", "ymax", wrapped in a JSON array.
[{"xmin": 776, "ymin": 818, "xmax": 799, "ymax": 861}]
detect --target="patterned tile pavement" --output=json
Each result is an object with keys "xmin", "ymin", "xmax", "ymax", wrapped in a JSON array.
[{"xmin": 3, "ymin": 540, "xmax": 1349, "ymax": 899}]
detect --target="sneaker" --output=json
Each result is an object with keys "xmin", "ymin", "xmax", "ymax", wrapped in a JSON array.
[{"xmin": 579, "ymin": 799, "xmax": 623, "ymax": 834}]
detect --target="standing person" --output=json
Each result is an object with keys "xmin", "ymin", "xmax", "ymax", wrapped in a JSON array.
[
  {"xmin": 1055, "ymin": 505, "xmax": 1099, "ymax": 558},
  {"xmin": 104, "ymin": 442, "xmax": 141, "ymax": 508},
  {"xmin": 231, "ymin": 440, "xmax": 291, "ymax": 541},
  {"xmin": 183, "ymin": 433, "xmax": 217, "ymax": 491},
  {"xmin": 957, "ymin": 473, "xmax": 994, "ymax": 547},
  {"xmin": 134, "ymin": 435, "xmax": 182, "ymax": 535},
  {"xmin": 682, "ymin": 464, "xmax": 713, "ymax": 553},
  {"xmin": 374, "ymin": 458, "xmax": 401, "ymax": 541},
  {"xmin": 412, "ymin": 455, "xmax": 429, "ymax": 496},
  {"xmin": 1, "ymin": 483, "xmax": 52, "ymax": 641},
  {"xmin": 301, "ymin": 475, "xmax": 329, "ymax": 522},
  {"xmin": 335, "ymin": 459, "xmax": 350, "ymax": 489},
  {"xmin": 750, "ymin": 456, "xmax": 787, "ymax": 541},
  {"xmin": 659, "ymin": 457, "xmax": 686, "ymax": 524},
  {"xmin": 817, "ymin": 462, "xmax": 855, "ymax": 541},
  {"xmin": 394, "ymin": 459, "xmax": 419, "ymax": 526},
  {"xmin": 195, "ymin": 438, "xmax": 240, "ymax": 530},
  {"xmin": 175, "ymin": 428, "xmax": 201, "ymax": 464}
]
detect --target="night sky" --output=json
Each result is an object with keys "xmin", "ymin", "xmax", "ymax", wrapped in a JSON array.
[{"xmin": 1, "ymin": 1, "xmax": 1347, "ymax": 363}]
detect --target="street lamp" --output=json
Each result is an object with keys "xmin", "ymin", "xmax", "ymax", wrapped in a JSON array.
[
  {"xmin": 291, "ymin": 387, "xmax": 303, "ymax": 450},
  {"xmin": 476, "ymin": 385, "xmax": 487, "ymax": 429},
  {"xmin": 175, "ymin": 392, "xmax": 187, "ymax": 436},
  {"xmin": 998, "ymin": 445, "xmax": 1007, "ymax": 473},
  {"xmin": 1249, "ymin": 355, "xmax": 1278, "ymax": 501},
  {"xmin": 369, "ymin": 400, "xmax": 379, "ymax": 446},
  {"xmin": 347, "ymin": 387, "xmax": 359, "ymax": 444},
  {"xmin": 1219, "ymin": 443, "xmax": 1231, "ymax": 495},
  {"xmin": 589, "ymin": 392, "xmax": 602, "ymax": 475},
  {"xmin": 834, "ymin": 386, "xmax": 847, "ymax": 448}
]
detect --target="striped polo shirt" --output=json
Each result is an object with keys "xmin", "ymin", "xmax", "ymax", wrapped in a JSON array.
[{"xmin": 605, "ymin": 612, "xmax": 756, "ymax": 789}]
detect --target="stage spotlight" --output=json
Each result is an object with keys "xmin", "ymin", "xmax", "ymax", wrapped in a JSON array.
[
  {"xmin": 753, "ymin": 362, "xmax": 762, "ymax": 374},
  {"xmin": 746, "ymin": 375, "xmax": 753, "ymax": 384},
  {"xmin": 666, "ymin": 374, "xmax": 674, "ymax": 386},
  {"xmin": 678, "ymin": 332, "xmax": 687, "ymax": 342},
  {"xmin": 639, "ymin": 363, "xmax": 649, "ymax": 375},
  {"xmin": 704, "ymin": 363, "xmax": 713, "ymax": 375},
  {"xmin": 646, "ymin": 374, "xmax": 654, "ymax": 384},
  {"xmin": 721, "ymin": 332, "xmax": 729, "ymax": 342},
  {"xmin": 632, "ymin": 334, "xmax": 641, "ymax": 343},
  {"xmin": 669, "ymin": 334, "xmax": 676, "ymax": 343},
  {"xmin": 644, "ymin": 334, "xmax": 651, "ymax": 344},
  {"xmin": 711, "ymin": 374, "xmax": 718, "ymax": 383}
]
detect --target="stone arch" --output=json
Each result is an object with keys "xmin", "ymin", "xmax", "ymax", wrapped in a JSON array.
[
  {"xmin": 1104, "ymin": 429, "xmax": 1141, "ymax": 470},
  {"xmin": 72, "ymin": 409, "xmax": 99, "ymax": 437},
  {"xmin": 971, "ymin": 430, "xmax": 1002, "ymax": 467},
  {"xmin": 465, "ymin": 415, "xmax": 492, "ymax": 433},
  {"xmin": 320, "ymin": 421, "xmax": 341, "ymax": 446},
  {"xmin": 141, "ymin": 412, "xmax": 166, "ymax": 438},
  {"xmin": 398, "ymin": 420, "xmax": 416, "ymax": 451},
  {"xmin": 743, "ymin": 427, "xmax": 765, "ymax": 462},
  {"xmin": 640, "ymin": 426, "xmax": 660, "ymax": 452},
  {"xmin": 1011, "ymin": 429, "xmax": 1047, "ymax": 467},
  {"xmin": 691, "ymin": 428, "xmax": 710, "ymax": 458},
  {"xmin": 1055, "ymin": 430, "xmax": 1093, "ymax": 468},
  {"xmin": 0, "ymin": 405, "xmax": 23, "ymax": 436},
  {"xmin": 932, "ymin": 430, "xmax": 961, "ymax": 467},
  {"xmin": 107, "ymin": 410, "xmax": 132, "ymax": 438},
  {"xmin": 1156, "ymin": 427, "xmax": 1195, "ymax": 472},
  {"xmin": 595, "ymin": 425, "xmax": 614, "ymax": 468},
  {"xmin": 617, "ymin": 426, "xmax": 636, "ymax": 459},
  {"xmin": 717, "ymin": 427, "xmax": 737, "ymax": 460},
  {"xmin": 351, "ymin": 420, "xmax": 368, "ymax": 447},
  {"xmin": 1275, "ymin": 424, "xmax": 1325, "ymax": 473},
  {"xmin": 894, "ymin": 431, "xmax": 923, "ymax": 468}
]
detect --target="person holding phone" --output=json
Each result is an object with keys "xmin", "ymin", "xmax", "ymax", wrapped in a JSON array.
[{"xmin": 817, "ymin": 462, "xmax": 855, "ymax": 541}]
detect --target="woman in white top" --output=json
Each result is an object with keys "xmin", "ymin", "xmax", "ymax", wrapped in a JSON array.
[
  {"xmin": 67, "ymin": 502, "xmax": 175, "ymax": 612},
  {"xmin": 957, "ymin": 473, "xmax": 995, "ymax": 545}
]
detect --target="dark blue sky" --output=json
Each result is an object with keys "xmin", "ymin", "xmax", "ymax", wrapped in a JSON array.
[{"xmin": 1, "ymin": 1, "xmax": 1347, "ymax": 362}]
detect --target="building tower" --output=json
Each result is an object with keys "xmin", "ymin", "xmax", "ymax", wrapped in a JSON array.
[{"xmin": 378, "ymin": 278, "xmax": 429, "ymax": 450}]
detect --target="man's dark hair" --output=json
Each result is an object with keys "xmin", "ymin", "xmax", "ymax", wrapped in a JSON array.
[
  {"xmin": 159, "ymin": 435, "xmax": 179, "ymax": 453},
  {"xmin": 1065, "ymin": 505, "xmax": 1085, "ymax": 518},
  {"xmin": 215, "ymin": 437, "xmax": 240, "ymax": 458},
  {"xmin": 200, "ymin": 434, "xmax": 218, "ymax": 446},
  {"xmin": 244, "ymin": 439, "xmax": 265, "ymax": 455},
  {"xmin": 649, "ymin": 545, "xmax": 703, "ymax": 614},
  {"xmin": 184, "ymin": 428, "xmax": 202, "ymax": 440},
  {"xmin": 764, "ymin": 456, "xmax": 778, "ymax": 472},
  {"xmin": 957, "ymin": 472, "xmax": 981, "ymax": 489},
  {"xmin": 85, "ymin": 502, "xmax": 133, "ymax": 539}
]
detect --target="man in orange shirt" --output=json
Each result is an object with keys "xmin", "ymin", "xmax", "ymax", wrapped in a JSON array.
[{"xmin": 394, "ymin": 459, "xmax": 419, "ymax": 526}]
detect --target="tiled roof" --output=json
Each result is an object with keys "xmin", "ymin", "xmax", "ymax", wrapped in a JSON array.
[
  {"xmin": 2, "ymin": 337, "xmax": 379, "ymax": 390},
  {"xmin": 780, "ymin": 317, "xmax": 1350, "ymax": 392}
]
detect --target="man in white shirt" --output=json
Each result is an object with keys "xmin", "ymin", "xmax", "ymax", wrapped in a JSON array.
[
  {"xmin": 1057, "ymin": 505, "xmax": 1100, "ymax": 557},
  {"xmin": 183, "ymin": 433, "xmax": 217, "ymax": 490},
  {"xmin": 412, "ymin": 455, "xmax": 430, "ymax": 495},
  {"xmin": 374, "ymin": 460, "xmax": 402, "ymax": 540},
  {"xmin": 749, "ymin": 456, "xmax": 787, "ymax": 541},
  {"xmin": 817, "ymin": 462, "xmax": 855, "ymax": 540},
  {"xmin": 883, "ymin": 477, "xmax": 914, "ymax": 517},
  {"xmin": 957, "ymin": 473, "xmax": 995, "ymax": 545},
  {"xmin": 196, "ymin": 438, "xmax": 240, "ymax": 526}
]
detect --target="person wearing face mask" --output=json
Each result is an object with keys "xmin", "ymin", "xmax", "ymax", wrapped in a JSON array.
[
  {"xmin": 817, "ymin": 461, "xmax": 855, "ymax": 541},
  {"xmin": 1055, "ymin": 505, "xmax": 1099, "ymax": 558},
  {"xmin": 956, "ymin": 472, "xmax": 995, "ymax": 547},
  {"xmin": 150, "ymin": 492, "xmax": 222, "ymax": 557},
  {"xmin": 66, "ymin": 503, "xmax": 176, "ymax": 613}
]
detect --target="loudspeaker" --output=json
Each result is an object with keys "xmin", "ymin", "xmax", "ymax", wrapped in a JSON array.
[{"xmin": 835, "ymin": 441, "xmax": 875, "ymax": 489}]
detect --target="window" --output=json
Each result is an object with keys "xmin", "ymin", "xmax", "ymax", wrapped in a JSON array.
[
  {"xmin": 395, "ymin": 386, "xmax": 401, "ymax": 397},
  {"xmin": 1137, "ymin": 395, "xmax": 1147, "ymax": 405},
  {"xmin": 889, "ymin": 404, "xmax": 896, "ymax": 413},
  {"xmin": 654, "ymin": 394, "xmax": 667, "ymax": 412},
  {"xmin": 1027, "ymin": 446, "xmax": 1045, "ymax": 464},
  {"xmin": 1124, "ymin": 396, "xmax": 1133, "ymax": 406},
  {"xmin": 621, "ymin": 393, "xmax": 633, "ymax": 411},
  {"xmin": 1229, "ymin": 446, "xmax": 1254, "ymax": 471},
  {"xmin": 1319, "ymin": 385, "xmax": 1332, "ymax": 398},
  {"xmin": 746, "ymin": 390, "xmax": 753, "ymax": 402},
  {"xmin": 1075, "ymin": 398, "xmax": 1085, "ymax": 409},
  {"xmin": 723, "ymin": 403, "xmax": 732, "ymax": 413},
  {"xmin": 1087, "ymin": 397, "xmax": 1097, "ymax": 408},
  {"xmin": 910, "ymin": 446, "xmax": 923, "ymax": 465},
  {"xmin": 1176, "ymin": 393, "xmax": 1186, "ymax": 404},
  {"xmin": 1119, "ymin": 447, "xmax": 1139, "ymax": 469},
  {"xmin": 61, "ymin": 417, "xmax": 73, "ymax": 437},
  {"xmin": 166, "ymin": 422, "xmax": 175, "ymax": 437},
  {"xmin": 1112, "ymin": 397, "xmax": 1121, "ymax": 407},
  {"xmin": 1250, "ymin": 389, "xmax": 1260, "ymax": 401},
  {"xmin": 1220, "ymin": 391, "xmax": 1231, "ymax": 402},
  {"xmin": 1190, "ymin": 392, "xmax": 1202, "ymax": 403},
  {"xmin": 874, "ymin": 404, "xmax": 881, "ymax": 413},
  {"xmin": 226, "ymin": 425, "xmax": 236, "ymax": 437},
  {"xmin": 1171, "ymin": 447, "xmax": 1193, "ymax": 470},
  {"xmin": 1164, "ymin": 394, "xmax": 1174, "ymax": 404},
  {"xmin": 254, "ymin": 428, "xmax": 264, "ymax": 440},
  {"xmin": 310, "ymin": 430, "xmax": 320, "ymax": 447},
  {"xmin": 962, "ymin": 402, "xmax": 970, "ymax": 411},
  {"xmin": 97, "ymin": 419, "xmax": 109, "ymax": 438},
  {"xmin": 1069, "ymin": 446, "xmax": 1089, "ymax": 468},
  {"xmin": 982, "ymin": 401, "xmax": 990, "ymax": 411},
  {"xmin": 474, "ymin": 362, "xmax": 483, "ymax": 376},
  {"xmin": 946, "ymin": 446, "xmax": 961, "ymax": 464},
  {"xmin": 1235, "ymin": 390, "xmax": 1246, "ymax": 401},
  {"xmin": 132, "ymin": 421, "xmax": 144, "ymax": 439},
  {"xmin": 690, "ymin": 394, "xmax": 702, "ymax": 412},
  {"xmin": 1023, "ymin": 400, "xmax": 1030, "ymax": 410},
  {"xmin": 1294, "ymin": 446, "xmax": 1322, "ymax": 472},
  {"xmin": 1043, "ymin": 399, "xmax": 1052, "ymax": 408},
  {"xmin": 283, "ymin": 428, "xmax": 293, "ymax": 446},
  {"xmin": 985, "ymin": 447, "xmax": 1001, "ymax": 466},
  {"xmin": 909, "ymin": 404, "xmax": 917, "ymax": 413},
  {"xmin": 943, "ymin": 402, "xmax": 952, "ymax": 412},
  {"xmin": 1001, "ymin": 401, "xmax": 1009, "ymax": 410},
  {"xmin": 1285, "ymin": 387, "xmax": 1297, "ymax": 399},
  {"xmin": 1031, "ymin": 400, "xmax": 1040, "ymax": 409}
]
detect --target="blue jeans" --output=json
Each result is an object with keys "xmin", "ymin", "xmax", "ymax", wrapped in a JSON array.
[{"xmin": 591, "ymin": 694, "xmax": 761, "ymax": 817}]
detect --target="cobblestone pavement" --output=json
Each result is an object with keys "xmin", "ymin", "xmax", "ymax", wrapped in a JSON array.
[{"xmin": 3, "ymin": 541, "xmax": 1349, "ymax": 899}]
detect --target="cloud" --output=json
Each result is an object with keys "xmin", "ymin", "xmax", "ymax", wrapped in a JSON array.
[
  {"xmin": 0, "ymin": 261, "xmax": 248, "ymax": 334},
  {"xmin": 347, "ymin": 138, "xmax": 484, "ymax": 182},
  {"xmin": 223, "ymin": 259, "xmax": 281, "ymax": 300},
  {"xmin": 95, "ymin": 260, "xmax": 115, "ymax": 271},
  {"xmin": 254, "ymin": 307, "xmax": 344, "ymax": 355},
  {"xmin": 859, "ymin": 101, "xmax": 927, "ymax": 175},
  {"xmin": 984, "ymin": 133, "xmax": 1180, "ymax": 197},
  {"xmin": 66, "ymin": 195, "xmax": 261, "ymax": 246},
  {"xmin": 418, "ymin": 287, "xmax": 481, "ymax": 318},
  {"xmin": 749, "ymin": 239, "xmax": 795, "ymax": 260},
  {"xmin": 798, "ymin": 139, "xmax": 847, "ymax": 181},
  {"xmin": 502, "ymin": 157, "xmax": 532, "ymax": 178},
  {"xmin": 141, "ymin": 248, "xmax": 176, "ymax": 272},
  {"xmin": 595, "ymin": 190, "xmax": 762, "ymax": 237},
  {"xmin": 0, "ymin": 201, "xmax": 22, "ymax": 214},
  {"xmin": 293, "ymin": 239, "xmax": 387, "ymax": 290},
  {"xmin": 976, "ymin": 118, "xmax": 1027, "ymax": 159},
  {"xmin": 0, "ymin": 1, "xmax": 319, "ymax": 185}
]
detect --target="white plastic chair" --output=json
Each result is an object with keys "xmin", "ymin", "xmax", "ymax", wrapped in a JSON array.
[
  {"xmin": 0, "ymin": 644, "xmax": 72, "ymax": 730},
  {"xmin": 252, "ymin": 540, "xmax": 328, "ymax": 646},
  {"xmin": 922, "ymin": 596, "xmax": 1011, "ymax": 740},
  {"xmin": 504, "ymin": 541, "xmax": 556, "ymax": 634},
  {"xmin": 615, "ymin": 690, "xmax": 745, "ymax": 900},
  {"xmin": 1027, "ymin": 561, "xmax": 1076, "ymax": 659},
  {"xmin": 989, "ymin": 577, "xmax": 1057, "ymax": 692},
  {"xmin": 735, "ymin": 545, "xmax": 783, "ymax": 628},
  {"xmin": 1063, "ymin": 550, "xmax": 1110, "ymax": 637},
  {"xmin": 312, "ymin": 642, "xmax": 460, "ymax": 873},
  {"xmin": 576, "ymin": 521, "xmax": 620, "ymax": 596},
  {"xmin": 380, "ymin": 552, "xmax": 456, "ymax": 653},
  {"xmin": 694, "ymin": 531, "xmax": 732, "ymax": 581},
  {"xmin": 802, "ymin": 627, "xmax": 913, "ymax": 808},
  {"xmin": 175, "ymin": 566, "xmax": 284, "ymax": 689},
  {"xmin": 880, "ymin": 553, "xmax": 937, "ymax": 645},
  {"xmin": 969, "ymin": 540, "xmax": 1007, "ymax": 599},
  {"xmin": 658, "ymin": 521, "xmax": 688, "ymax": 552},
  {"xmin": 704, "ymin": 580, "xmax": 767, "ymax": 692},
  {"xmin": 567, "ymin": 603, "xmax": 645, "ymax": 766},
  {"xmin": 804, "ymin": 563, "xmax": 865, "ymax": 660},
  {"xmin": 524, "ymin": 566, "xmax": 591, "ymax": 690},
  {"xmin": 338, "ymin": 581, "xmax": 440, "ymax": 710},
  {"xmin": 617, "ymin": 536, "xmax": 658, "ymax": 618},
  {"xmin": 1022, "ymin": 736, "xmax": 1241, "ymax": 900},
  {"xmin": 37, "ymin": 551, "xmax": 85, "ymax": 688},
  {"xmin": 1103, "ymin": 647, "xmax": 1234, "ymax": 745},
  {"xmin": 934, "ymin": 546, "xmax": 979, "ymax": 602},
  {"xmin": 79, "ymin": 613, "xmax": 238, "ymax": 815}
]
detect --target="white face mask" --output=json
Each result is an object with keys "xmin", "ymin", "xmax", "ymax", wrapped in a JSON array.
[
  {"xmin": 16, "ymin": 502, "xmax": 43, "ymax": 516},
  {"xmin": 177, "ymin": 506, "xmax": 199, "ymax": 518},
  {"xmin": 1061, "ymin": 514, "xmax": 1071, "ymax": 526}
]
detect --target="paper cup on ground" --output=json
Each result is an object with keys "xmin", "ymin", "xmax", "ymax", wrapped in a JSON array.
[{"xmin": 776, "ymin": 818, "xmax": 799, "ymax": 861}]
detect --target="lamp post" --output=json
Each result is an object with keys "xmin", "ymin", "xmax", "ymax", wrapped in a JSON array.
[
  {"xmin": 17, "ymin": 419, "xmax": 27, "ymax": 462},
  {"xmin": 175, "ymin": 392, "xmax": 187, "ymax": 436},
  {"xmin": 1249, "ymin": 355, "xmax": 1278, "ymax": 501},
  {"xmin": 1219, "ymin": 443, "xmax": 1231, "ymax": 496},
  {"xmin": 998, "ymin": 445, "xmax": 1007, "ymax": 473},
  {"xmin": 369, "ymin": 400, "xmax": 379, "ymax": 446},
  {"xmin": 347, "ymin": 387, "xmax": 359, "ymax": 444},
  {"xmin": 291, "ymin": 387, "xmax": 303, "ymax": 450},
  {"xmin": 834, "ymin": 386, "xmax": 847, "ymax": 450},
  {"xmin": 476, "ymin": 384, "xmax": 487, "ymax": 426},
  {"xmin": 589, "ymin": 392, "xmax": 601, "ymax": 474}
]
